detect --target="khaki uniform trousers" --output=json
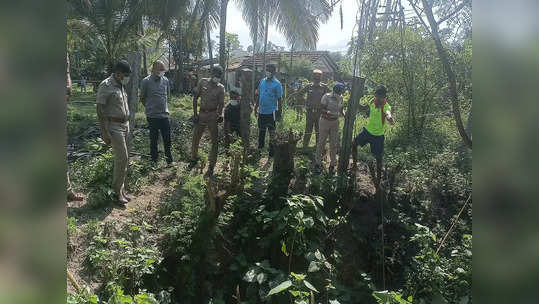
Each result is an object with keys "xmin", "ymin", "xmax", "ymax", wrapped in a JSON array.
[
  {"xmin": 109, "ymin": 121, "xmax": 129, "ymax": 196},
  {"xmin": 303, "ymin": 109, "xmax": 321, "ymax": 148},
  {"xmin": 192, "ymin": 111, "xmax": 219, "ymax": 168},
  {"xmin": 316, "ymin": 117, "xmax": 339, "ymax": 167}
]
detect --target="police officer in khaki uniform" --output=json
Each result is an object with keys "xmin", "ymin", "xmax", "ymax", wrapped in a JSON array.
[
  {"xmin": 315, "ymin": 83, "xmax": 345, "ymax": 175},
  {"xmin": 192, "ymin": 65, "xmax": 225, "ymax": 176},
  {"xmin": 294, "ymin": 69, "xmax": 330, "ymax": 149},
  {"xmin": 96, "ymin": 60, "xmax": 132, "ymax": 205}
]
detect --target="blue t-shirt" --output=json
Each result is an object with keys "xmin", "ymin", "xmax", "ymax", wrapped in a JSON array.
[{"xmin": 258, "ymin": 77, "xmax": 283, "ymax": 114}]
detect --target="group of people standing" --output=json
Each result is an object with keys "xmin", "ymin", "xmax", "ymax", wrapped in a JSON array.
[
  {"xmin": 67, "ymin": 57, "xmax": 395, "ymax": 206},
  {"xmin": 290, "ymin": 69, "xmax": 395, "ymax": 176}
]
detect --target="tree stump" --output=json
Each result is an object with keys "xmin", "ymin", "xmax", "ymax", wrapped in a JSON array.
[
  {"xmin": 273, "ymin": 130, "xmax": 301, "ymax": 177},
  {"xmin": 268, "ymin": 130, "xmax": 301, "ymax": 204}
]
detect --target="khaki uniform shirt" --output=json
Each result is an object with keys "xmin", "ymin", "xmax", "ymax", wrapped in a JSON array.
[
  {"xmin": 301, "ymin": 83, "xmax": 329, "ymax": 111},
  {"xmin": 195, "ymin": 78, "xmax": 225, "ymax": 111},
  {"xmin": 96, "ymin": 75, "xmax": 129, "ymax": 120},
  {"xmin": 321, "ymin": 93, "xmax": 343, "ymax": 117}
]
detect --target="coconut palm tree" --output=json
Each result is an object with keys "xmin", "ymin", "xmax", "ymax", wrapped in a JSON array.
[
  {"xmin": 235, "ymin": 0, "xmax": 333, "ymax": 96},
  {"xmin": 219, "ymin": 0, "xmax": 229, "ymax": 68},
  {"xmin": 143, "ymin": 0, "xmax": 219, "ymax": 93},
  {"xmin": 67, "ymin": 0, "xmax": 147, "ymax": 71}
]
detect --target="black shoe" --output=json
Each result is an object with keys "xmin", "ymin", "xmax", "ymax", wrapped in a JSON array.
[{"xmin": 112, "ymin": 195, "xmax": 128, "ymax": 207}]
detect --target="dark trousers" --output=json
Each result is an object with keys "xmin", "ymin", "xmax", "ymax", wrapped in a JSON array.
[
  {"xmin": 147, "ymin": 117, "xmax": 172, "ymax": 163},
  {"xmin": 258, "ymin": 113, "xmax": 276, "ymax": 154}
]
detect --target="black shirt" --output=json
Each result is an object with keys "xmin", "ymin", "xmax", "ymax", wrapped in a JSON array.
[{"xmin": 224, "ymin": 104, "xmax": 241, "ymax": 128}]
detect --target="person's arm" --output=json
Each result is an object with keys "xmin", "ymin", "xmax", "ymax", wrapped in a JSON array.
[
  {"xmin": 96, "ymin": 84, "xmax": 111, "ymax": 144},
  {"xmin": 217, "ymin": 87, "xmax": 225, "ymax": 122},
  {"xmin": 386, "ymin": 109, "xmax": 395, "ymax": 125},
  {"xmin": 320, "ymin": 94, "xmax": 329, "ymax": 114},
  {"xmin": 340, "ymin": 96, "xmax": 345, "ymax": 116},
  {"xmin": 254, "ymin": 83, "xmax": 260, "ymax": 116},
  {"xmin": 139, "ymin": 79, "xmax": 146, "ymax": 105},
  {"xmin": 192, "ymin": 80, "xmax": 201, "ymax": 119}
]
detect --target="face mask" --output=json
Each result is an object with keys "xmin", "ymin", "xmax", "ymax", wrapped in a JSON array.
[
  {"xmin": 121, "ymin": 76, "xmax": 130, "ymax": 86},
  {"xmin": 230, "ymin": 100, "xmax": 239, "ymax": 106},
  {"xmin": 158, "ymin": 71, "xmax": 165, "ymax": 77},
  {"xmin": 212, "ymin": 77, "xmax": 221, "ymax": 83},
  {"xmin": 265, "ymin": 72, "xmax": 272, "ymax": 78}
]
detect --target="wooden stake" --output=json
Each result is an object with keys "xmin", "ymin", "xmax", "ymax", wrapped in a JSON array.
[{"xmin": 338, "ymin": 76, "xmax": 365, "ymax": 185}]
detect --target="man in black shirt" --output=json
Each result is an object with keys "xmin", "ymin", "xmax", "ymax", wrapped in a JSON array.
[{"xmin": 224, "ymin": 90, "xmax": 241, "ymax": 148}]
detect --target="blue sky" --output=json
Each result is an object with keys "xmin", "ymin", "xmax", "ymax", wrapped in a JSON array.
[{"xmin": 211, "ymin": 0, "xmax": 362, "ymax": 53}]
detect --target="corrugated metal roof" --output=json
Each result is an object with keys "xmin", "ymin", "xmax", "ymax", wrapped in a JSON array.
[{"xmin": 238, "ymin": 51, "xmax": 339, "ymax": 72}]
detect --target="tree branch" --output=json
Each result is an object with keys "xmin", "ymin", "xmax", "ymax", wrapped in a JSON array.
[
  {"xmin": 437, "ymin": 1, "xmax": 467, "ymax": 25},
  {"xmin": 407, "ymin": 0, "xmax": 431, "ymax": 35}
]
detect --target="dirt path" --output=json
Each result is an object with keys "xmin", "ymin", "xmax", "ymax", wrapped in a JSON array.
[{"xmin": 66, "ymin": 165, "xmax": 177, "ymax": 295}]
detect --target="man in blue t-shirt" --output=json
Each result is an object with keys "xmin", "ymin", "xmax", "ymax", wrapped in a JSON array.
[{"xmin": 254, "ymin": 64, "xmax": 283, "ymax": 157}]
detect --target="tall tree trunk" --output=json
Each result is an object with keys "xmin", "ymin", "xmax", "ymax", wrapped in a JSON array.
[
  {"xmin": 175, "ymin": 26, "xmax": 185, "ymax": 94},
  {"xmin": 420, "ymin": 0, "xmax": 472, "ymax": 149},
  {"xmin": 466, "ymin": 106, "xmax": 472, "ymax": 140},
  {"xmin": 127, "ymin": 50, "xmax": 141, "ymax": 144},
  {"xmin": 262, "ymin": 9, "xmax": 270, "ymax": 75},
  {"xmin": 207, "ymin": 26, "xmax": 213, "ymax": 63},
  {"xmin": 168, "ymin": 40, "xmax": 171, "ymax": 69},
  {"xmin": 338, "ymin": 77, "xmax": 365, "ymax": 183},
  {"xmin": 251, "ymin": 11, "xmax": 259, "ymax": 108},
  {"xmin": 219, "ymin": 0, "xmax": 229, "ymax": 68},
  {"xmin": 141, "ymin": 18, "xmax": 148, "ymax": 76}
]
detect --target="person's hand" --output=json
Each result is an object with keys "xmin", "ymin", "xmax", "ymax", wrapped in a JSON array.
[
  {"xmin": 386, "ymin": 113, "xmax": 395, "ymax": 125},
  {"xmin": 217, "ymin": 115, "xmax": 224, "ymax": 123},
  {"xmin": 254, "ymin": 106, "xmax": 259, "ymax": 118},
  {"xmin": 101, "ymin": 128, "xmax": 112, "ymax": 145}
]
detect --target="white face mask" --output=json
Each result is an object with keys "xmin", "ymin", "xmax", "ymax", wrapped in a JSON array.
[
  {"xmin": 265, "ymin": 72, "xmax": 272, "ymax": 78},
  {"xmin": 121, "ymin": 76, "xmax": 130, "ymax": 86},
  {"xmin": 158, "ymin": 71, "xmax": 165, "ymax": 77},
  {"xmin": 230, "ymin": 100, "xmax": 239, "ymax": 106},
  {"xmin": 212, "ymin": 77, "xmax": 221, "ymax": 83}
]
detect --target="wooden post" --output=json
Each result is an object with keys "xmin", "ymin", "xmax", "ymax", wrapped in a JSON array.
[
  {"xmin": 240, "ymin": 68, "xmax": 253, "ymax": 157},
  {"xmin": 337, "ymin": 76, "xmax": 365, "ymax": 183}
]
